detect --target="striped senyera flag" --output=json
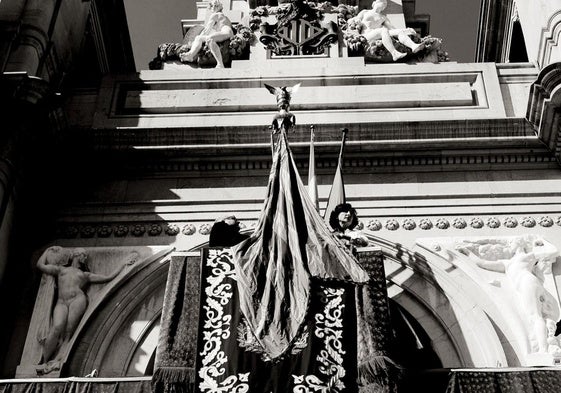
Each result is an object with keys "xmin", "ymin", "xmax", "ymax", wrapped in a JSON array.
[{"xmin": 232, "ymin": 131, "xmax": 369, "ymax": 362}]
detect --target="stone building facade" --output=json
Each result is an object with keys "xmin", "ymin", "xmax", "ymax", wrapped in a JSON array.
[{"xmin": 1, "ymin": 0, "xmax": 561, "ymax": 389}]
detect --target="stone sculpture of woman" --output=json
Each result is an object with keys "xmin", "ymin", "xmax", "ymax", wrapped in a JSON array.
[
  {"xmin": 456, "ymin": 236, "xmax": 560, "ymax": 354},
  {"xmin": 349, "ymin": 0, "xmax": 424, "ymax": 61},
  {"xmin": 36, "ymin": 247, "xmax": 138, "ymax": 369}
]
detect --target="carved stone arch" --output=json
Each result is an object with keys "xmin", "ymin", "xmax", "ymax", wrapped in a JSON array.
[
  {"xmin": 538, "ymin": 10, "xmax": 561, "ymax": 68},
  {"xmin": 527, "ymin": 62, "xmax": 561, "ymax": 161},
  {"xmin": 64, "ymin": 248, "xmax": 179, "ymax": 377},
  {"xmin": 59, "ymin": 231, "xmax": 515, "ymax": 376},
  {"xmin": 363, "ymin": 233, "xmax": 511, "ymax": 367}
]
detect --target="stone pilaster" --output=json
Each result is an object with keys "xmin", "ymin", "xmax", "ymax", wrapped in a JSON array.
[{"xmin": 0, "ymin": 71, "xmax": 63, "ymax": 377}]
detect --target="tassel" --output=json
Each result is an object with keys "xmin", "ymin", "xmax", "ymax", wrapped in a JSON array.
[
  {"xmin": 151, "ymin": 367, "xmax": 196, "ymax": 393},
  {"xmin": 357, "ymin": 355, "xmax": 401, "ymax": 393}
]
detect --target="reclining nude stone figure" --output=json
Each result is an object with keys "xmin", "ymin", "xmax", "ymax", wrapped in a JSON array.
[
  {"xmin": 455, "ymin": 236, "xmax": 560, "ymax": 355},
  {"xmin": 349, "ymin": 0, "xmax": 424, "ymax": 61},
  {"xmin": 180, "ymin": 0, "xmax": 234, "ymax": 68},
  {"xmin": 36, "ymin": 246, "xmax": 138, "ymax": 371}
]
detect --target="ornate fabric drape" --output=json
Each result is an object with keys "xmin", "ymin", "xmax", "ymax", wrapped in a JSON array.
[
  {"xmin": 152, "ymin": 256, "xmax": 200, "ymax": 393},
  {"xmin": 195, "ymin": 248, "xmax": 360, "ymax": 393},
  {"xmin": 232, "ymin": 132, "xmax": 369, "ymax": 362}
]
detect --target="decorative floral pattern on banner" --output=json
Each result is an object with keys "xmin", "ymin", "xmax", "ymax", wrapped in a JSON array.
[
  {"xmin": 198, "ymin": 249, "xmax": 249, "ymax": 393},
  {"xmin": 293, "ymin": 287, "xmax": 347, "ymax": 392},
  {"xmin": 196, "ymin": 248, "xmax": 357, "ymax": 393}
]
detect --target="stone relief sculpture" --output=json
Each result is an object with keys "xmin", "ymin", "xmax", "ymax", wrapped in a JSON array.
[
  {"xmin": 347, "ymin": 0, "xmax": 423, "ymax": 61},
  {"xmin": 454, "ymin": 235, "xmax": 560, "ymax": 356},
  {"xmin": 546, "ymin": 319, "xmax": 561, "ymax": 357},
  {"xmin": 35, "ymin": 246, "xmax": 138, "ymax": 373},
  {"xmin": 179, "ymin": 0, "xmax": 234, "ymax": 68},
  {"xmin": 257, "ymin": 0, "xmax": 338, "ymax": 56}
]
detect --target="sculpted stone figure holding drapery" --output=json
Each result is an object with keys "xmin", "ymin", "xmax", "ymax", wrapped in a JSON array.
[
  {"xmin": 455, "ymin": 236, "xmax": 560, "ymax": 355},
  {"xmin": 348, "ymin": 0, "xmax": 424, "ymax": 61},
  {"xmin": 36, "ymin": 246, "xmax": 137, "ymax": 369}
]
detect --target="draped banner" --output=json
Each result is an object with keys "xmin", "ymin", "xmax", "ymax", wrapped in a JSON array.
[
  {"xmin": 233, "ymin": 132, "xmax": 368, "ymax": 363},
  {"xmin": 152, "ymin": 256, "xmax": 201, "ymax": 393},
  {"xmin": 195, "ymin": 248, "xmax": 359, "ymax": 393}
]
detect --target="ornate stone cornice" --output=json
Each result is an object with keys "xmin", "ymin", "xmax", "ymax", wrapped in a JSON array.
[
  {"xmin": 364, "ymin": 215, "xmax": 559, "ymax": 232},
  {"xmin": 111, "ymin": 143, "xmax": 556, "ymax": 175},
  {"xmin": 55, "ymin": 214, "xmax": 561, "ymax": 240}
]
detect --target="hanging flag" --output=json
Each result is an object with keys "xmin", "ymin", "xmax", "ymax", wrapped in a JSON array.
[
  {"xmin": 323, "ymin": 128, "xmax": 348, "ymax": 224},
  {"xmin": 232, "ymin": 130, "xmax": 369, "ymax": 362},
  {"xmin": 308, "ymin": 125, "xmax": 319, "ymax": 211}
]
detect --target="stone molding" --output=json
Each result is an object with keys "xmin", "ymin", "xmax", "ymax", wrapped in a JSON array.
[
  {"xmin": 55, "ymin": 214, "xmax": 561, "ymax": 239},
  {"xmin": 366, "ymin": 215, "xmax": 561, "ymax": 232},
  {"xmin": 538, "ymin": 10, "xmax": 561, "ymax": 68},
  {"xmin": 121, "ymin": 147, "xmax": 555, "ymax": 175},
  {"xmin": 475, "ymin": 0, "xmax": 514, "ymax": 62},
  {"xmin": 526, "ymin": 61, "xmax": 561, "ymax": 161},
  {"xmin": 91, "ymin": 63, "xmax": 511, "ymax": 133},
  {"xmin": 367, "ymin": 234, "xmax": 506, "ymax": 366}
]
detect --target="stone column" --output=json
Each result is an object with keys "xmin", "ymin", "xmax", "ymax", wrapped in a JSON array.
[
  {"xmin": 0, "ymin": 71, "xmax": 61, "ymax": 377},
  {"xmin": 1, "ymin": 0, "xmax": 91, "ymax": 82}
]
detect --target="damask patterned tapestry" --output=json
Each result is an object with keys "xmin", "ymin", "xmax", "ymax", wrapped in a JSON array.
[{"xmin": 196, "ymin": 248, "xmax": 359, "ymax": 393}]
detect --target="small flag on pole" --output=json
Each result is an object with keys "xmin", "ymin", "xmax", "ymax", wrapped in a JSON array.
[
  {"xmin": 308, "ymin": 125, "xmax": 319, "ymax": 211},
  {"xmin": 323, "ymin": 128, "xmax": 348, "ymax": 224}
]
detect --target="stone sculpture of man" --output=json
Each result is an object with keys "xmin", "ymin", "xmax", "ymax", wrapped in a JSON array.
[
  {"xmin": 456, "ymin": 236, "xmax": 560, "ymax": 354},
  {"xmin": 180, "ymin": 0, "xmax": 234, "ymax": 68},
  {"xmin": 36, "ymin": 247, "xmax": 138, "ymax": 364},
  {"xmin": 349, "ymin": 0, "xmax": 424, "ymax": 61}
]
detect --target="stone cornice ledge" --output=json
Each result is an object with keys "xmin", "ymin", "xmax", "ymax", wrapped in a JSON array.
[{"xmin": 92, "ymin": 62, "xmax": 516, "ymax": 131}]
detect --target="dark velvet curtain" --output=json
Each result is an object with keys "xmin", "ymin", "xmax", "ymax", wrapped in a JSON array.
[
  {"xmin": 151, "ymin": 256, "xmax": 200, "ymax": 393},
  {"xmin": 194, "ymin": 248, "xmax": 359, "ymax": 393}
]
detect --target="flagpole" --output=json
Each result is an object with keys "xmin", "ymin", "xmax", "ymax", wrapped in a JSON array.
[
  {"xmin": 323, "ymin": 128, "xmax": 349, "ymax": 223},
  {"xmin": 308, "ymin": 125, "xmax": 319, "ymax": 211},
  {"xmin": 269, "ymin": 125, "xmax": 274, "ymax": 158},
  {"xmin": 338, "ymin": 127, "xmax": 348, "ymax": 166}
]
